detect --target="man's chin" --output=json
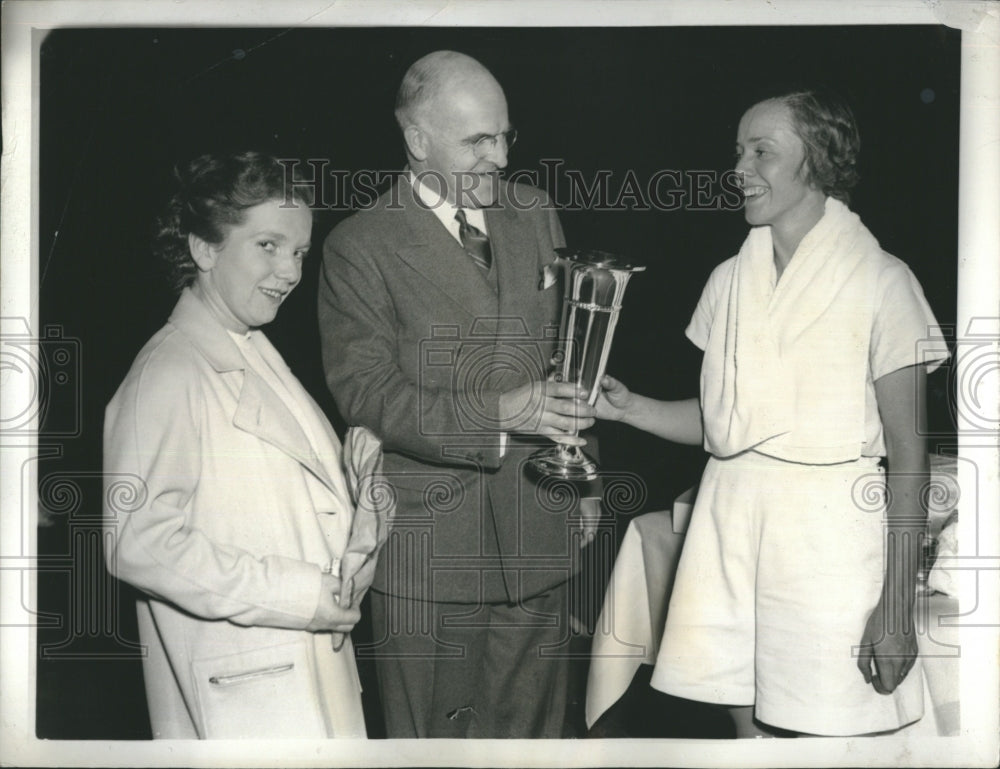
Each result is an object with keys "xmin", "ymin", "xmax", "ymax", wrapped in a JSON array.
[{"xmin": 456, "ymin": 174, "xmax": 500, "ymax": 209}]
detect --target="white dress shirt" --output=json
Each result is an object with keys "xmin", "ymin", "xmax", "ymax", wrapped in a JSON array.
[{"xmin": 410, "ymin": 171, "xmax": 488, "ymax": 241}]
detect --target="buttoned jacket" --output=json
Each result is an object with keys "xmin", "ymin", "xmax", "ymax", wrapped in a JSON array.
[{"xmin": 319, "ymin": 178, "xmax": 589, "ymax": 604}]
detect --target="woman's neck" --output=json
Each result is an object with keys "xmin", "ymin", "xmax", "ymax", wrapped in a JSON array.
[
  {"xmin": 191, "ymin": 281, "xmax": 249, "ymax": 334},
  {"xmin": 771, "ymin": 195, "xmax": 827, "ymax": 280}
]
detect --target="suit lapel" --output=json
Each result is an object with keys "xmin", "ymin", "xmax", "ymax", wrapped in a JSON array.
[
  {"xmin": 393, "ymin": 180, "xmax": 498, "ymax": 317},
  {"xmin": 485, "ymin": 198, "xmax": 541, "ymax": 315}
]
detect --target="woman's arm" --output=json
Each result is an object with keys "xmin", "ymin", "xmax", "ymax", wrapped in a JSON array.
[
  {"xmin": 595, "ymin": 375, "xmax": 703, "ymax": 445},
  {"xmin": 857, "ymin": 363, "xmax": 928, "ymax": 694}
]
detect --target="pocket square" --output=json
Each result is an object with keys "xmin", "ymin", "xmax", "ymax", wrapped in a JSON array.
[{"xmin": 538, "ymin": 263, "xmax": 559, "ymax": 290}]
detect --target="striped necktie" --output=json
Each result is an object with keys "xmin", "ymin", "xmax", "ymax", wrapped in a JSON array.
[{"xmin": 455, "ymin": 209, "xmax": 492, "ymax": 272}]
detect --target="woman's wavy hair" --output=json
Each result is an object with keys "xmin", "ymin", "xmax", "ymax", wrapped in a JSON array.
[
  {"xmin": 153, "ymin": 151, "xmax": 310, "ymax": 292},
  {"xmin": 770, "ymin": 88, "xmax": 861, "ymax": 205}
]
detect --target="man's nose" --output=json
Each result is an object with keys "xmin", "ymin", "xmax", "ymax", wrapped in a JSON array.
[{"xmin": 484, "ymin": 137, "xmax": 509, "ymax": 168}]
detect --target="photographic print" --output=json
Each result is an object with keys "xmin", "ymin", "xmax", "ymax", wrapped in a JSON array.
[{"xmin": 2, "ymin": 1, "xmax": 997, "ymax": 766}]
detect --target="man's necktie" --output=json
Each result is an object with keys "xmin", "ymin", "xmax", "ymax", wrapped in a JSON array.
[{"xmin": 455, "ymin": 209, "xmax": 492, "ymax": 272}]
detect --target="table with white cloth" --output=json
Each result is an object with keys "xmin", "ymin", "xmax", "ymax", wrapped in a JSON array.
[
  {"xmin": 585, "ymin": 457, "xmax": 961, "ymax": 736},
  {"xmin": 585, "ymin": 508, "xmax": 684, "ymax": 730}
]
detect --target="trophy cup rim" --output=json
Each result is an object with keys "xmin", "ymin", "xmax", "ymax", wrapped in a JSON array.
[{"xmin": 555, "ymin": 246, "xmax": 646, "ymax": 272}]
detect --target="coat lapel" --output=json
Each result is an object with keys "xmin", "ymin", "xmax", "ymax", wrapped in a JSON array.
[
  {"xmin": 231, "ymin": 369, "xmax": 343, "ymax": 501},
  {"xmin": 392, "ymin": 179, "xmax": 499, "ymax": 318},
  {"xmin": 485, "ymin": 195, "xmax": 544, "ymax": 316},
  {"xmin": 245, "ymin": 332, "xmax": 352, "ymax": 504},
  {"xmin": 169, "ymin": 289, "xmax": 349, "ymax": 507}
]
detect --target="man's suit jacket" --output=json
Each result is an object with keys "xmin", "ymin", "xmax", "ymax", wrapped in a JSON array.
[
  {"xmin": 319, "ymin": 177, "xmax": 586, "ymax": 605},
  {"xmin": 103, "ymin": 289, "xmax": 365, "ymax": 738}
]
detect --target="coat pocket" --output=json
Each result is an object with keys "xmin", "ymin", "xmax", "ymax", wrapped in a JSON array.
[{"xmin": 191, "ymin": 640, "xmax": 327, "ymax": 739}]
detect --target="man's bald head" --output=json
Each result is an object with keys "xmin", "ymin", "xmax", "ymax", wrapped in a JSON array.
[
  {"xmin": 395, "ymin": 50, "xmax": 511, "ymax": 207},
  {"xmin": 394, "ymin": 50, "xmax": 502, "ymax": 131}
]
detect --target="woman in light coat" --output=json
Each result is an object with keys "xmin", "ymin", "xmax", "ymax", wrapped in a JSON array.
[{"xmin": 103, "ymin": 152, "xmax": 375, "ymax": 739}]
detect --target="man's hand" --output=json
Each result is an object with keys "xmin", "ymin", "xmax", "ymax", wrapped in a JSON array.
[
  {"xmin": 305, "ymin": 572, "xmax": 362, "ymax": 633},
  {"xmin": 498, "ymin": 380, "xmax": 595, "ymax": 438},
  {"xmin": 856, "ymin": 594, "xmax": 918, "ymax": 694}
]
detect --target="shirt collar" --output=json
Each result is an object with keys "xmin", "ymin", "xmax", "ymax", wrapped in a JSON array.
[{"xmin": 408, "ymin": 171, "xmax": 487, "ymax": 238}]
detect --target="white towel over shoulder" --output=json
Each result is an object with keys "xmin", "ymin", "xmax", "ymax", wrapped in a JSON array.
[{"xmin": 700, "ymin": 197, "xmax": 881, "ymax": 463}]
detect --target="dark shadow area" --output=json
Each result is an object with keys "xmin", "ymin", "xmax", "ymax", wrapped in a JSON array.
[{"xmin": 587, "ymin": 667, "xmax": 736, "ymax": 739}]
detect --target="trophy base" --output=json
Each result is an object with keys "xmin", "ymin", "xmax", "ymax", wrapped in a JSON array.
[{"xmin": 527, "ymin": 444, "xmax": 599, "ymax": 481}]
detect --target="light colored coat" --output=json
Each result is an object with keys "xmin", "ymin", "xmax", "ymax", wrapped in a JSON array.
[{"xmin": 103, "ymin": 288, "xmax": 364, "ymax": 739}]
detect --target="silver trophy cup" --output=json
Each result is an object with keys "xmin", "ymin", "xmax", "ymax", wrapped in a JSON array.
[{"xmin": 527, "ymin": 247, "xmax": 645, "ymax": 481}]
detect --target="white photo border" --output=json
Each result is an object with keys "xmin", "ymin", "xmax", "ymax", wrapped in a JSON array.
[{"xmin": 2, "ymin": 1, "xmax": 997, "ymax": 767}]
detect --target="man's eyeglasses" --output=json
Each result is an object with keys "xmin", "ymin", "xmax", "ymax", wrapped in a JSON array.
[{"xmin": 467, "ymin": 128, "xmax": 518, "ymax": 159}]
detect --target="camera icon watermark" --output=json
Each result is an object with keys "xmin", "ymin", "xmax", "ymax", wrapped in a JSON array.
[
  {"xmin": 0, "ymin": 317, "xmax": 81, "ymax": 438},
  {"xmin": 418, "ymin": 318, "xmax": 557, "ymax": 435},
  {"xmin": 917, "ymin": 317, "xmax": 999, "ymax": 438}
]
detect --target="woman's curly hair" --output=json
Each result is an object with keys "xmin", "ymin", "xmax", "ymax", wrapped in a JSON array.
[
  {"xmin": 772, "ymin": 89, "xmax": 861, "ymax": 205},
  {"xmin": 153, "ymin": 151, "xmax": 310, "ymax": 292}
]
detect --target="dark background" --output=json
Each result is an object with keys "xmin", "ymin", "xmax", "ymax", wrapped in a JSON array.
[{"xmin": 36, "ymin": 25, "xmax": 960, "ymax": 739}]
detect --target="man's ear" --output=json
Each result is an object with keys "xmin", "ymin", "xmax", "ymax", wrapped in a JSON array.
[
  {"xmin": 188, "ymin": 233, "xmax": 217, "ymax": 272},
  {"xmin": 403, "ymin": 124, "xmax": 428, "ymax": 162}
]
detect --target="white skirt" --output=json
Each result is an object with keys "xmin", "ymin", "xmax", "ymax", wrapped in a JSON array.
[{"xmin": 650, "ymin": 451, "xmax": 924, "ymax": 736}]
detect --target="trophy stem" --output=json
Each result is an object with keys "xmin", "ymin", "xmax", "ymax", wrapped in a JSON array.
[{"xmin": 527, "ymin": 439, "xmax": 599, "ymax": 482}]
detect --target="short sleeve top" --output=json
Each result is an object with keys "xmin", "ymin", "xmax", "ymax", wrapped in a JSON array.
[{"xmin": 686, "ymin": 251, "xmax": 948, "ymax": 457}]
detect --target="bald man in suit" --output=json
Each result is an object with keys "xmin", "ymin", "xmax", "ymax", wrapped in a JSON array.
[{"xmin": 319, "ymin": 51, "xmax": 600, "ymax": 738}]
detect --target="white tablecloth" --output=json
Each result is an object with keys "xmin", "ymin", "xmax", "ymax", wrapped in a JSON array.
[
  {"xmin": 585, "ymin": 509, "xmax": 685, "ymax": 728},
  {"xmin": 914, "ymin": 591, "xmax": 961, "ymax": 735}
]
